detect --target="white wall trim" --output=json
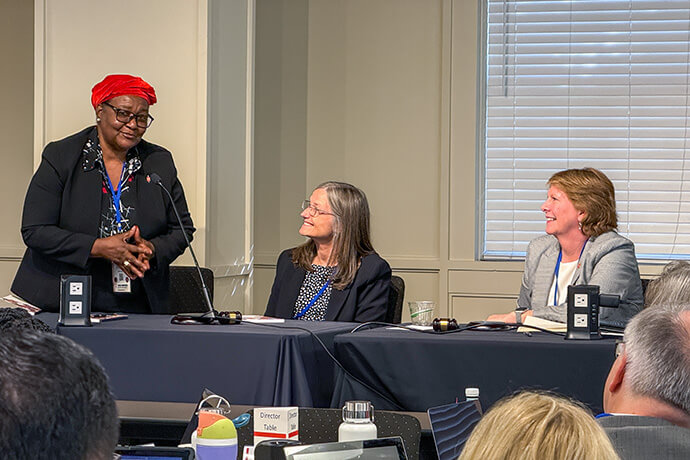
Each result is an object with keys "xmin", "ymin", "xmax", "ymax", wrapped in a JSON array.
[
  {"xmin": 33, "ymin": 0, "xmax": 46, "ymax": 168},
  {"xmin": 244, "ymin": 0, "xmax": 256, "ymax": 309},
  {"xmin": 195, "ymin": 0, "xmax": 209, "ymax": 267}
]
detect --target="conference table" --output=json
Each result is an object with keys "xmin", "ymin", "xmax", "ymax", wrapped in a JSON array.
[
  {"xmin": 330, "ymin": 326, "xmax": 618, "ymax": 414},
  {"xmin": 39, "ymin": 313, "xmax": 356, "ymax": 408}
]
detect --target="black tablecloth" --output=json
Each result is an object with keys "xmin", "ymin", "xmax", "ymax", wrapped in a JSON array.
[
  {"xmin": 39, "ymin": 313, "xmax": 355, "ymax": 407},
  {"xmin": 330, "ymin": 327, "xmax": 617, "ymax": 414}
]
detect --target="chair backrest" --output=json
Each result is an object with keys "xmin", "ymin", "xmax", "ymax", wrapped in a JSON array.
[
  {"xmin": 168, "ymin": 266, "xmax": 214, "ymax": 314},
  {"xmin": 385, "ymin": 275, "xmax": 405, "ymax": 324},
  {"xmin": 641, "ymin": 277, "xmax": 651, "ymax": 299},
  {"xmin": 236, "ymin": 408, "xmax": 421, "ymax": 460}
]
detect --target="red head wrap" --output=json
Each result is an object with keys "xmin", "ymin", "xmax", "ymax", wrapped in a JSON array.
[{"xmin": 91, "ymin": 74, "xmax": 157, "ymax": 109}]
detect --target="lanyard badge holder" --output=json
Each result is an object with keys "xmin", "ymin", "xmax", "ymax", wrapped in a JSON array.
[{"xmin": 106, "ymin": 163, "xmax": 132, "ymax": 294}]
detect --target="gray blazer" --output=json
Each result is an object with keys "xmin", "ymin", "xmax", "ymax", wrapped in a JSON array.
[
  {"xmin": 517, "ymin": 231, "xmax": 643, "ymax": 327},
  {"xmin": 599, "ymin": 415, "xmax": 690, "ymax": 460}
]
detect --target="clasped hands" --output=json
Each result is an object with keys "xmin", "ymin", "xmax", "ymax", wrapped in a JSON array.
[{"xmin": 91, "ymin": 226, "xmax": 155, "ymax": 279}]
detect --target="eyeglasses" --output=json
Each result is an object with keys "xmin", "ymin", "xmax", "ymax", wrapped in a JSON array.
[
  {"xmin": 102, "ymin": 102, "xmax": 154, "ymax": 128},
  {"xmin": 301, "ymin": 200, "xmax": 334, "ymax": 217},
  {"xmin": 615, "ymin": 340, "xmax": 625, "ymax": 358}
]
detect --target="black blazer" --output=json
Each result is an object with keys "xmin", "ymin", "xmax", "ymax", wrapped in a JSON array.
[
  {"xmin": 264, "ymin": 249, "xmax": 391, "ymax": 322},
  {"xmin": 11, "ymin": 126, "xmax": 194, "ymax": 313}
]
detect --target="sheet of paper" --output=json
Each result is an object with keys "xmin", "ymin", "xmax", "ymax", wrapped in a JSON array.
[
  {"xmin": 385, "ymin": 324, "xmax": 434, "ymax": 331},
  {"xmin": 242, "ymin": 315, "xmax": 285, "ymax": 324},
  {"xmin": 2, "ymin": 294, "xmax": 41, "ymax": 315}
]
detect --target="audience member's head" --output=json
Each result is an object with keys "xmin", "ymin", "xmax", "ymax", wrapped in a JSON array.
[
  {"xmin": 603, "ymin": 305, "xmax": 690, "ymax": 428},
  {"xmin": 0, "ymin": 307, "xmax": 53, "ymax": 332},
  {"xmin": 644, "ymin": 261, "xmax": 690, "ymax": 308},
  {"xmin": 459, "ymin": 391, "xmax": 619, "ymax": 460},
  {"xmin": 0, "ymin": 329, "xmax": 118, "ymax": 459}
]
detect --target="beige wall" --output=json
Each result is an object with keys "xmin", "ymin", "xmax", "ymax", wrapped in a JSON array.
[
  {"xmin": 206, "ymin": 0, "xmax": 254, "ymax": 310},
  {"xmin": 253, "ymin": 0, "xmax": 459, "ymax": 317},
  {"xmin": 0, "ymin": 1, "xmax": 34, "ymax": 296},
  {"xmin": 253, "ymin": 0, "xmax": 495, "ymax": 319}
]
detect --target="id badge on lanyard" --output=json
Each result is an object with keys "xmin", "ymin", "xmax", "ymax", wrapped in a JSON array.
[
  {"xmin": 112, "ymin": 263, "xmax": 131, "ymax": 293},
  {"xmin": 106, "ymin": 163, "xmax": 132, "ymax": 293}
]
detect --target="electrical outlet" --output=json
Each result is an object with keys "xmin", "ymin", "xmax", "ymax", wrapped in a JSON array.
[{"xmin": 69, "ymin": 282, "xmax": 83, "ymax": 295}]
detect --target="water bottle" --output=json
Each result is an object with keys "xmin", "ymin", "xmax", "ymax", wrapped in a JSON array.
[
  {"xmin": 465, "ymin": 387, "xmax": 479, "ymax": 402},
  {"xmin": 338, "ymin": 401, "xmax": 377, "ymax": 442},
  {"xmin": 465, "ymin": 387, "xmax": 482, "ymax": 414},
  {"xmin": 192, "ymin": 395, "xmax": 238, "ymax": 460},
  {"xmin": 192, "ymin": 410, "xmax": 238, "ymax": 460}
]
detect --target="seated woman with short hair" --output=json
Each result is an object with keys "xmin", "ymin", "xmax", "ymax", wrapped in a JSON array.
[
  {"xmin": 264, "ymin": 181, "xmax": 391, "ymax": 322},
  {"xmin": 489, "ymin": 168, "xmax": 643, "ymax": 327}
]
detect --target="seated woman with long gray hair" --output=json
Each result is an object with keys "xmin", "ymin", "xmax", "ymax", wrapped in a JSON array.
[{"xmin": 264, "ymin": 181, "xmax": 391, "ymax": 322}]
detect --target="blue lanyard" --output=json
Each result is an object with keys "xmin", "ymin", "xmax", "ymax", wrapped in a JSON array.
[
  {"xmin": 104, "ymin": 162, "xmax": 127, "ymax": 232},
  {"xmin": 553, "ymin": 241, "xmax": 587, "ymax": 306},
  {"xmin": 294, "ymin": 279, "xmax": 331, "ymax": 319}
]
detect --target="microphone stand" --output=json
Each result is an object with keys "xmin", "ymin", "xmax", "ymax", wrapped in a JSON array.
[{"xmin": 147, "ymin": 174, "xmax": 215, "ymax": 323}]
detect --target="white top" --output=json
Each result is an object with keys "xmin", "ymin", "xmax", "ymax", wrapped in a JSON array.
[{"xmin": 547, "ymin": 259, "xmax": 577, "ymax": 306}]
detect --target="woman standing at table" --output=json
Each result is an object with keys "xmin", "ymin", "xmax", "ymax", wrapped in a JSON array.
[
  {"xmin": 488, "ymin": 168, "xmax": 643, "ymax": 327},
  {"xmin": 264, "ymin": 181, "xmax": 391, "ymax": 322},
  {"xmin": 11, "ymin": 74, "xmax": 195, "ymax": 314}
]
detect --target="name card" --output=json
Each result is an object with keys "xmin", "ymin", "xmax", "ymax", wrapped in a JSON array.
[{"xmin": 253, "ymin": 407, "xmax": 299, "ymax": 445}]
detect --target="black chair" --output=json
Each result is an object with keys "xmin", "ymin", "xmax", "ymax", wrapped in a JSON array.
[
  {"xmin": 385, "ymin": 275, "xmax": 405, "ymax": 324},
  {"xmin": 237, "ymin": 408, "xmax": 421, "ymax": 460},
  {"xmin": 641, "ymin": 277, "xmax": 652, "ymax": 298},
  {"xmin": 168, "ymin": 266, "xmax": 214, "ymax": 314}
]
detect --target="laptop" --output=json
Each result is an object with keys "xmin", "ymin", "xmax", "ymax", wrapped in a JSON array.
[
  {"xmin": 427, "ymin": 400, "xmax": 482, "ymax": 460},
  {"xmin": 114, "ymin": 446, "xmax": 195, "ymax": 460},
  {"xmin": 282, "ymin": 437, "xmax": 408, "ymax": 460}
]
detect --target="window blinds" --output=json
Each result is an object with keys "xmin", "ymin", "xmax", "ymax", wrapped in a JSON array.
[{"xmin": 483, "ymin": 0, "xmax": 690, "ymax": 260}]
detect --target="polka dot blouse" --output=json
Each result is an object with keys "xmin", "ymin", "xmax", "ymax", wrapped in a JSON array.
[{"xmin": 292, "ymin": 264, "xmax": 337, "ymax": 321}]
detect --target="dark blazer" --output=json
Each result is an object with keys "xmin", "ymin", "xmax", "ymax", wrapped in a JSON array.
[
  {"xmin": 11, "ymin": 126, "xmax": 194, "ymax": 314},
  {"xmin": 599, "ymin": 415, "xmax": 690, "ymax": 460},
  {"xmin": 264, "ymin": 249, "xmax": 391, "ymax": 322}
]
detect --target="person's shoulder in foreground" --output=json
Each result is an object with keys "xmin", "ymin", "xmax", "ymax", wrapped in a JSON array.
[
  {"xmin": 0, "ymin": 329, "xmax": 118, "ymax": 460},
  {"xmin": 598, "ymin": 415, "xmax": 690, "ymax": 460},
  {"xmin": 600, "ymin": 304, "xmax": 690, "ymax": 459}
]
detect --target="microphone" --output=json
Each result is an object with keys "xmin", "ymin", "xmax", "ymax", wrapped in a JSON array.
[{"xmin": 147, "ymin": 173, "xmax": 215, "ymax": 321}]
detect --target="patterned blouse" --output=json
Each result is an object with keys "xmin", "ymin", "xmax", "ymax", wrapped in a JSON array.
[
  {"xmin": 292, "ymin": 265, "xmax": 337, "ymax": 321},
  {"xmin": 82, "ymin": 136, "xmax": 142, "ymax": 237}
]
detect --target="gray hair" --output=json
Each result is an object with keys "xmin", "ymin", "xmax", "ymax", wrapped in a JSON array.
[
  {"xmin": 624, "ymin": 305, "xmax": 690, "ymax": 414},
  {"xmin": 645, "ymin": 261, "xmax": 690, "ymax": 309}
]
